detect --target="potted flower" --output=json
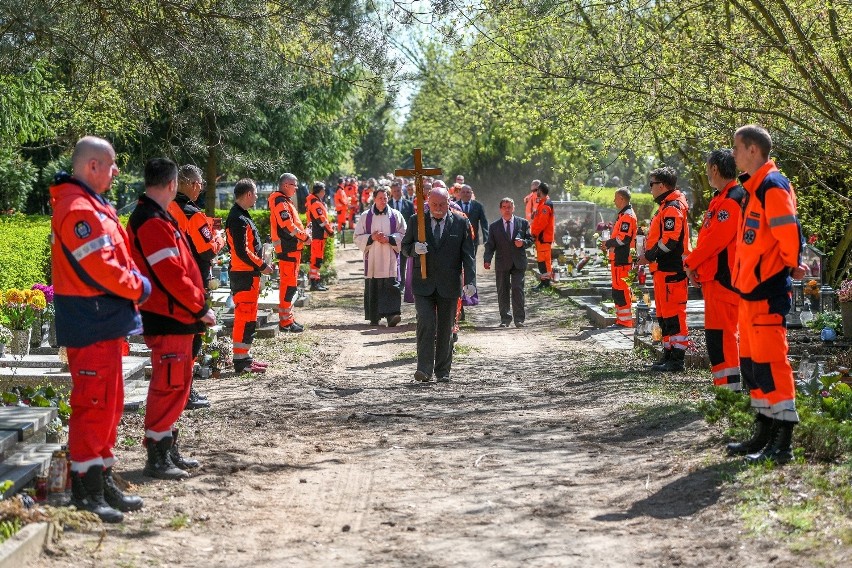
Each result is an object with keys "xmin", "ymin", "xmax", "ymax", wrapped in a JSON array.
[
  {"xmin": 31, "ymin": 283, "xmax": 55, "ymax": 347},
  {"xmin": 838, "ymin": 279, "xmax": 852, "ymax": 337},
  {"xmin": 803, "ymin": 279, "xmax": 821, "ymax": 311},
  {"xmin": 0, "ymin": 288, "xmax": 47, "ymax": 356}
]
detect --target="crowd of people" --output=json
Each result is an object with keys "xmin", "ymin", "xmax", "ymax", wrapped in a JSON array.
[{"xmin": 49, "ymin": 123, "xmax": 804, "ymax": 524}]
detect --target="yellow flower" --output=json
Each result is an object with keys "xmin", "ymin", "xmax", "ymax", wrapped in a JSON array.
[
  {"xmin": 5, "ymin": 289, "xmax": 25, "ymax": 304},
  {"xmin": 29, "ymin": 289, "xmax": 46, "ymax": 310}
]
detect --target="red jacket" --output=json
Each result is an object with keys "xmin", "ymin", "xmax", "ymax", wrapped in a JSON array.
[
  {"xmin": 732, "ymin": 161, "xmax": 803, "ymax": 299},
  {"xmin": 50, "ymin": 173, "xmax": 150, "ymax": 347},
  {"xmin": 684, "ymin": 181, "xmax": 744, "ymax": 290},
  {"xmin": 127, "ymin": 195, "xmax": 207, "ymax": 335},
  {"xmin": 645, "ymin": 189, "xmax": 691, "ymax": 273}
]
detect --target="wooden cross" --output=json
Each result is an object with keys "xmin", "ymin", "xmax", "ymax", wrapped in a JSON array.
[{"xmin": 395, "ymin": 148, "xmax": 442, "ymax": 278}]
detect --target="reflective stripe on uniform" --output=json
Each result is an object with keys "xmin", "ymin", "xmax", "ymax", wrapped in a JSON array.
[
  {"xmin": 768, "ymin": 214, "xmax": 797, "ymax": 227},
  {"xmin": 712, "ymin": 367, "xmax": 741, "ymax": 378},
  {"xmin": 272, "ymin": 239, "xmax": 281, "ymax": 246},
  {"xmin": 658, "ymin": 241, "xmax": 670, "ymax": 252},
  {"xmin": 72, "ymin": 235, "xmax": 112, "ymax": 261},
  {"xmin": 233, "ymin": 342, "xmax": 251, "ymax": 350},
  {"xmin": 146, "ymin": 247, "xmax": 180, "ymax": 266}
]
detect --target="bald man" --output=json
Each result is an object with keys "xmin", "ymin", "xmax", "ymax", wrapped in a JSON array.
[{"xmin": 51, "ymin": 136, "xmax": 151, "ymax": 522}]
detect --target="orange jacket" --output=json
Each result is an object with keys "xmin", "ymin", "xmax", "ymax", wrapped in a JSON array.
[
  {"xmin": 524, "ymin": 190, "xmax": 538, "ymax": 221},
  {"xmin": 732, "ymin": 161, "xmax": 803, "ymax": 300},
  {"xmin": 225, "ymin": 203, "xmax": 270, "ymax": 273},
  {"xmin": 645, "ymin": 189, "xmax": 691, "ymax": 273},
  {"xmin": 684, "ymin": 180, "xmax": 744, "ymax": 290},
  {"xmin": 530, "ymin": 197, "xmax": 555, "ymax": 244},
  {"xmin": 605, "ymin": 205, "xmax": 637, "ymax": 266},
  {"xmin": 345, "ymin": 184, "xmax": 358, "ymax": 209},
  {"xmin": 306, "ymin": 193, "xmax": 334, "ymax": 240},
  {"xmin": 49, "ymin": 174, "xmax": 150, "ymax": 347},
  {"xmin": 127, "ymin": 195, "xmax": 208, "ymax": 335},
  {"xmin": 268, "ymin": 190, "xmax": 308, "ymax": 257},
  {"xmin": 334, "ymin": 184, "xmax": 350, "ymax": 212},
  {"xmin": 168, "ymin": 193, "xmax": 224, "ymax": 284}
]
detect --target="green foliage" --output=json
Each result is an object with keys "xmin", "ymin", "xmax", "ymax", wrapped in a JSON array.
[
  {"xmin": 572, "ymin": 185, "xmax": 657, "ymax": 223},
  {"xmin": 0, "ymin": 215, "xmax": 51, "ymax": 289},
  {"xmin": 0, "ymin": 518, "xmax": 22, "ymax": 543},
  {"xmin": 804, "ymin": 311, "xmax": 843, "ymax": 333},
  {"xmin": 1, "ymin": 384, "xmax": 72, "ymax": 423},
  {"xmin": 0, "ymin": 148, "xmax": 38, "ymax": 213}
]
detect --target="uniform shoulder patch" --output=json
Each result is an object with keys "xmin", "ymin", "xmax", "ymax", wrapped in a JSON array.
[
  {"xmin": 200, "ymin": 225, "xmax": 212, "ymax": 240},
  {"xmin": 743, "ymin": 229, "xmax": 756, "ymax": 245},
  {"xmin": 74, "ymin": 221, "xmax": 92, "ymax": 239},
  {"xmin": 620, "ymin": 221, "xmax": 630, "ymax": 232},
  {"xmin": 717, "ymin": 210, "xmax": 730, "ymax": 222},
  {"xmin": 279, "ymin": 210, "xmax": 291, "ymax": 221},
  {"xmin": 663, "ymin": 218, "xmax": 676, "ymax": 231}
]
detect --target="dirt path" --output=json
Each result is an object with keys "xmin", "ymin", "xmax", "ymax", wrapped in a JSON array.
[{"xmin": 33, "ymin": 247, "xmax": 819, "ymax": 567}]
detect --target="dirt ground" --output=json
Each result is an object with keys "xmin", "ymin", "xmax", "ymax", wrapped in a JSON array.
[{"xmin": 31, "ymin": 246, "xmax": 842, "ymax": 567}]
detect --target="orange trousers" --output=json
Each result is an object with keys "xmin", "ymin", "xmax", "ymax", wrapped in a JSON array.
[
  {"xmin": 336, "ymin": 209, "xmax": 348, "ymax": 232},
  {"xmin": 67, "ymin": 337, "xmax": 125, "ymax": 473},
  {"xmin": 611, "ymin": 264, "xmax": 633, "ymax": 327},
  {"xmin": 309, "ymin": 239, "xmax": 325, "ymax": 281},
  {"xmin": 739, "ymin": 294, "xmax": 798, "ymax": 422},
  {"xmin": 653, "ymin": 271, "xmax": 688, "ymax": 350},
  {"xmin": 231, "ymin": 272, "xmax": 259, "ymax": 366},
  {"xmin": 144, "ymin": 334, "xmax": 193, "ymax": 438},
  {"xmin": 535, "ymin": 242, "xmax": 552, "ymax": 280},
  {"xmin": 703, "ymin": 280, "xmax": 740, "ymax": 390},
  {"xmin": 278, "ymin": 251, "xmax": 300, "ymax": 326}
]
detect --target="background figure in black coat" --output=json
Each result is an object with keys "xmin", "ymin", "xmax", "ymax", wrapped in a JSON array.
[
  {"xmin": 483, "ymin": 198, "xmax": 533, "ymax": 327},
  {"xmin": 389, "ymin": 181, "xmax": 415, "ymax": 288},
  {"xmin": 401, "ymin": 187, "xmax": 476, "ymax": 383},
  {"xmin": 457, "ymin": 184, "xmax": 488, "ymax": 254}
]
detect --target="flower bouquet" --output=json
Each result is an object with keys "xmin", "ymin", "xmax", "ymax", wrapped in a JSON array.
[
  {"xmin": 838, "ymin": 279, "xmax": 852, "ymax": 337},
  {"xmin": 0, "ymin": 288, "xmax": 47, "ymax": 356}
]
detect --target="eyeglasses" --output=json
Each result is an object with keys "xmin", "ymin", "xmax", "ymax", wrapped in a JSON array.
[{"xmin": 649, "ymin": 181, "xmax": 663, "ymax": 188}]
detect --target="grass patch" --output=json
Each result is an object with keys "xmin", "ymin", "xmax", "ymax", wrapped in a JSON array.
[
  {"xmin": 168, "ymin": 514, "xmax": 190, "ymax": 530},
  {"xmin": 394, "ymin": 350, "xmax": 417, "ymax": 361},
  {"xmin": 453, "ymin": 344, "xmax": 481, "ymax": 356}
]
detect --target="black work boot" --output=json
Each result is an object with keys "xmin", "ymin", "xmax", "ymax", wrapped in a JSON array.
[
  {"xmin": 103, "ymin": 467, "xmax": 143, "ymax": 512},
  {"xmin": 660, "ymin": 348, "xmax": 685, "ymax": 372},
  {"xmin": 170, "ymin": 429, "xmax": 200, "ymax": 470},
  {"xmin": 727, "ymin": 414, "xmax": 774, "ymax": 456},
  {"xmin": 71, "ymin": 465, "xmax": 123, "ymax": 523},
  {"xmin": 650, "ymin": 348, "xmax": 672, "ymax": 370},
  {"xmin": 143, "ymin": 437, "xmax": 190, "ymax": 480},
  {"xmin": 746, "ymin": 420, "xmax": 796, "ymax": 465},
  {"xmin": 310, "ymin": 280, "xmax": 328, "ymax": 292},
  {"xmin": 185, "ymin": 387, "xmax": 211, "ymax": 410}
]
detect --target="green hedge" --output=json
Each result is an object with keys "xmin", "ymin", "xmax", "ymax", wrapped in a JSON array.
[
  {"xmin": 0, "ymin": 214, "xmax": 51, "ymax": 289},
  {"xmin": 573, "ymin": 185, "xmax": 657, "ymax": 222}
]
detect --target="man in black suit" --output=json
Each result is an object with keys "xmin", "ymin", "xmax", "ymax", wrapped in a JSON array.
[
  {"xmin": 483, "ymin": 197, "xmax": 534, "ymax": 327},
  {"xmin": 457, "ymin": 184, "xmax": 488, "ymax": 255},
  {"xmin": 401, "ymin": 187, "xmax": 476, "ymax": 383}
]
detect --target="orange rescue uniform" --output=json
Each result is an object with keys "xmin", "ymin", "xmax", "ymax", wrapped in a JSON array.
[
  {"xmin": 684, "ymin": 180, "xmax": 744, "ymax": 390},
  {"xmin": 306, "ymin": 193, "xmax": 334, "ymax": 284},
  {"xmin": 733, "ymin": 161, "xmax": 802, "ymax": 422},
  {"xmin": 334, "ymin": 183, "xmax": 350, "ymax": 231},
  {"xmin": 269, "ymin": 190, "xmax": 309, "ymax": 326},
  {"xmin": 645, "ymin": 189, "xmax": 691, "ymax": 352},
  {"xmin": 604, "ymin": 205, "xmax": 637, "ymax": 327},
  {"xmin": 530, "ymin": 197, "xmax": 555, "ymax": 281}
]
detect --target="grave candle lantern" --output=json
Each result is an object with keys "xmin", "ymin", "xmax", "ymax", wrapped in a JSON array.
[{"xmin": 820, "ymin": 285, "xmax": 836, "ymax": 313}]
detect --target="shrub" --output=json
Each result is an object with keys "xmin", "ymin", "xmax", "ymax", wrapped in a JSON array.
[
  {"xmin": 0, "ymin": 147, "xmax": 38, "ymax": 213},
  {"xmin": 0, "ymin": 215, "xmax": 51, "ymax": 289}
]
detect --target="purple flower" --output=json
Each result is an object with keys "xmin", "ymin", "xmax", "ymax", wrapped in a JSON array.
[
  {"xmin": 820, "ymin": 390, "xmax": 830, "ymax": 398},
  {"xmin": 31, "ymin": 283, "xmax": 54, "ymax": 303}
]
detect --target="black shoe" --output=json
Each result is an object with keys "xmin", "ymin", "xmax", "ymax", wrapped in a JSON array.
[
  {"xmin": 414, "ymin": 370, "xmax": 431, "ymax": 382},
  {"xmin": 387, "ymin": 314, "xmax": 401, "ymax": 327},
  {"xmin": 499, "ymin": 322, "xmax": 509, "ymax": 328},
  {"xmin": 103, "ymin": 467, "xmax": 143, "ymax": 512},
  {"xmin": 71, "ymin": 466, "xmax": 124, "ymax": 523},
  {"xmin": 745, "ymin": 419, "xmax": 795, "ymax": 465},
  {"xmin": 436, "ymin": 375, "xmax": 450, "ymax": 383},
  {"xmin": 727, "ymin": 414, "xmax": 774, "ymax": 456},
  {"xmin": 279, "ymin": 322, "xmax": 304, "ymax": 333},
  {"xmin": 185, "ymin": 388, "xmax": 211, "ymax": 410},
  {"xmin": 658, "ymin": 349, "xmax": 685, "ymax": 372},
  {"xmin": 515, "ymin": 322, "xmax": 526, "ymax": 328},
  {"xmin": 170, "ymin": 429, "xmax": 200, "ymax": 470},
  {"xmin": 143, "ymin": 437, "xmax": 190, "ymax": 480},
  {"xmin": 369, "ymin": 320, "xmax": 379, "ymax": 326},
  {"xmin": 650, "ymin": 348, "xmax": 672, "ymax": 370},
  {"xmin": 310, "ymin": 281, "xmax": 328, "ymax": 292}
]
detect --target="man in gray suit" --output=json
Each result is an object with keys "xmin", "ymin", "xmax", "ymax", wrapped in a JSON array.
[
  {"xmin": 483, "ymin": 197, "xmax": 534, "ymax": 327},
  {"xmin": 457, "ymin": 184, "xmax": 488, "ymax": 255},
  {"xmin": 401, "ymin": 187, "xmax": 476, "ymax": 383}
]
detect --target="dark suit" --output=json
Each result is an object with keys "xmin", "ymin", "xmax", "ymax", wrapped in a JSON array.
[
  {"xmin": 483, "ymin": 215, "xmax": 533, "ymax": 325},
  {"xmin": 401, "ymin": 211, "xmax": 476, "ymax": 378},
  {"xmin": 389, "ymin": 197, "xmax": 415, "ymax": 286},
  {"xmin": 458, "ymin": 199, "xmax": 488, "ymax": 247}
]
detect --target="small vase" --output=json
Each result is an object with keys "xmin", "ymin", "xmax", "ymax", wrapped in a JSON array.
[
  {"xmin": 10, "ymin": 328, "xmax": 32, "ymax": 357},
  {"xmin": 841, "ymin": 302, "xmax": 852, "ymax": 338},
  {"xmin": 48, "ymin": 318, "xmax": 57, "ymax": 347}
]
